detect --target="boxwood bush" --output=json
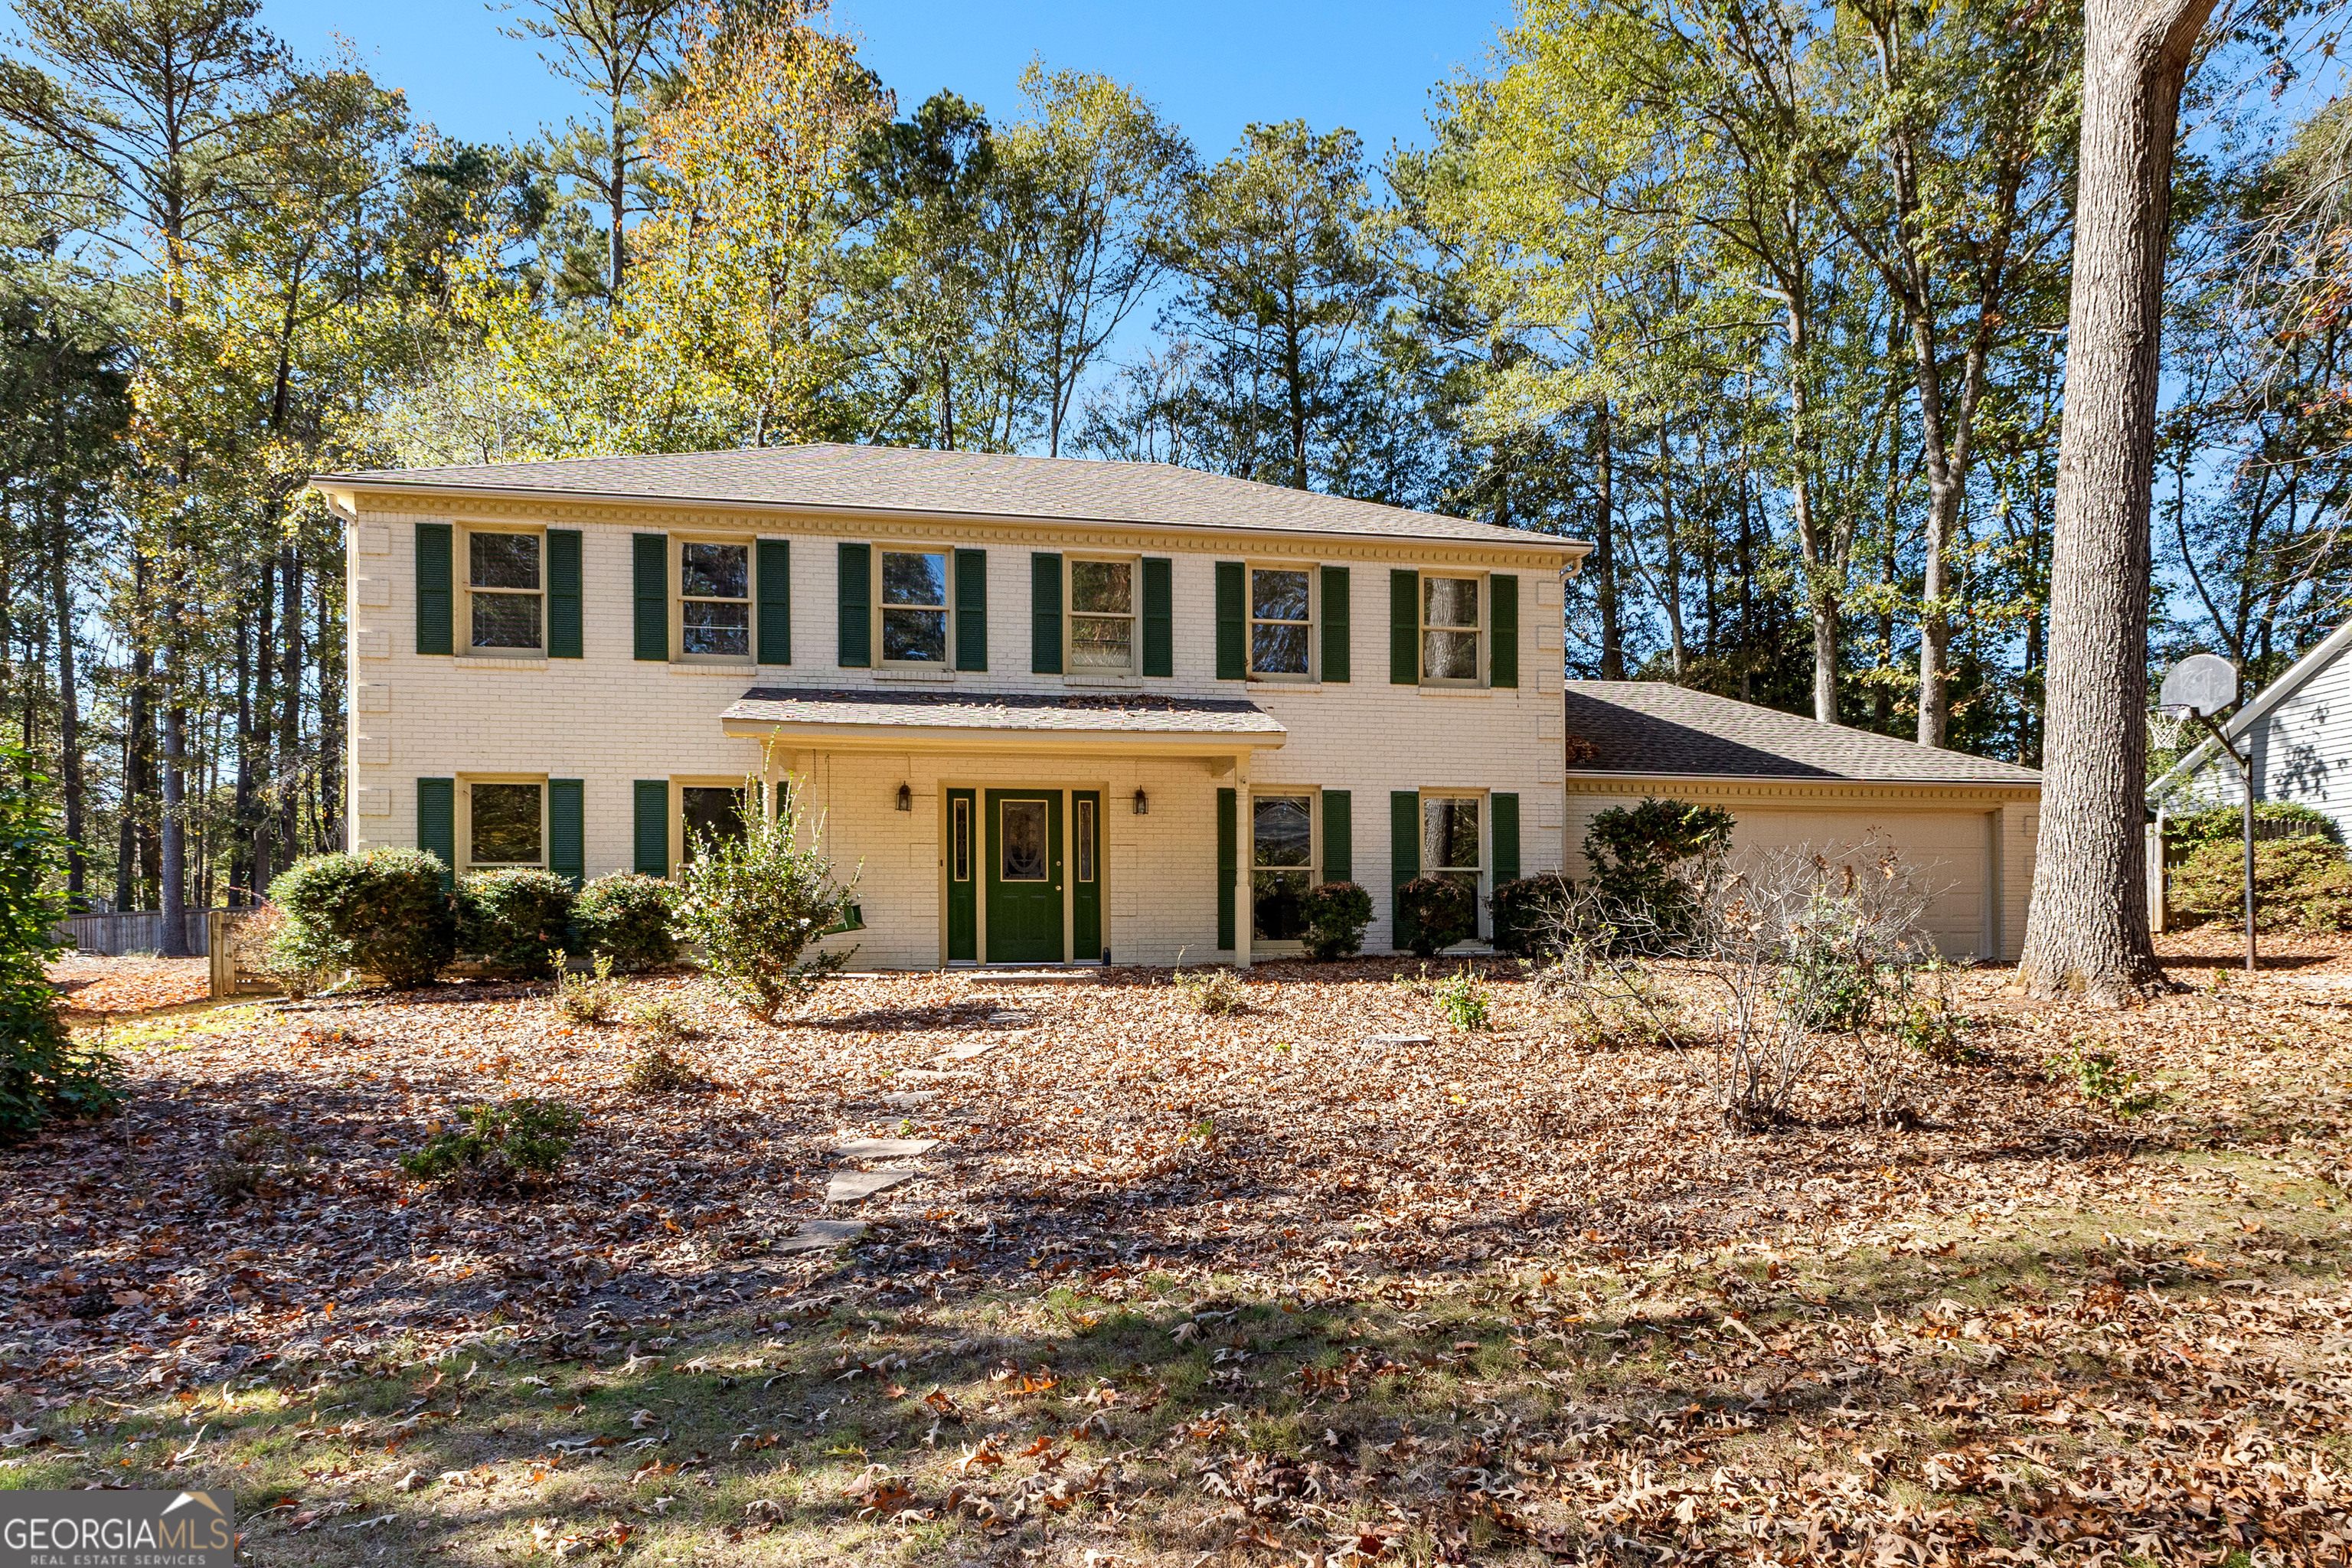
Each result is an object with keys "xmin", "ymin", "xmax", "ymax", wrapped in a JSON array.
[
  {"xmin": 1298, "ymin": 880, "xmax": 1373, "ymax": 960},
  {"xmin": 1490, "ymin": 871, "xmax": 1576, "ymax": 957},
  {"xmin": 571, "ymin": 871, "xmax": 679, "ymax": 971},
  {"xmin": 457, "ymin": 867, "xmax": 577, "ymax": 978},
  {"xmin": 1396, "ymin": 875, "xmax": 1478, "ymax": 958},
  {"xmin": 269, "ymin": 848, "xmax": 456, "ymax": 989},
  {"xmin": 2171, "ymin": 835, "xmax": 2352, "ymax": 932}
]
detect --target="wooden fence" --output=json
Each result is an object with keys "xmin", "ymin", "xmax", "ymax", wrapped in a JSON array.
[
  {"xmin": 51, "ymin": 908, "xmax": 222, "ymax": 957},
  {"xmin": 206, "ymin": 910, "xmax": 282, "ymax": 999}
]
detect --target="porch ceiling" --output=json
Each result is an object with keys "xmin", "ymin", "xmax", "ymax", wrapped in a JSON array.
[{"xmin": 717, "ymin": 686, "xmax": 1287, "ymax": 756}]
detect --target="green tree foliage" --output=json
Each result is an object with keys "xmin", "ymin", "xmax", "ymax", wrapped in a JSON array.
[{"xmin": 0, "ymin": 744, "xmax": 122, "ymax": 1138}]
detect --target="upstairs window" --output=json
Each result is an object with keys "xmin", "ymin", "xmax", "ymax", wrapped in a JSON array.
[
  {"xmin": 1070, "ymin": 558, "xmax": 1134, "ymax": 671},
  {"xmin": 1421, "ymin": 575, "xmax": 1481, "ymax": 683},
  {"xmin": 681, "ymin": 541, "xmax": 751, "ymax": 658},
  {"xmin": 881, "ymin": 550, "xmax": 949, "ymax": 663},
  {"xmin": 1251, "ymin": 567, "xmax": 1312, "ymax": 678},
  {"xmin": 469, "ymin": 531, "xmax": 542, "ymax": 652}
]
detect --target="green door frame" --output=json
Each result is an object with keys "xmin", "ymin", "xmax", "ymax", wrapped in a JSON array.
[{"xmin": 984, "ymin": 789, "xmax": 1065, "ymax": 964}]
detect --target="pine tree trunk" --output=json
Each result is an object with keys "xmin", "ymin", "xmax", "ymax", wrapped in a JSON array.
[
  {"xmin": 50, "ymin": 493, "xmax": 83, "ymax": 907},
  {"xmin": 2019, "ymin": 0, "xmax": 2214, "ymax": 1001},
  {"xmin": 1595, "ymin": 398, "xmax": 1622, "ymax": 680}
]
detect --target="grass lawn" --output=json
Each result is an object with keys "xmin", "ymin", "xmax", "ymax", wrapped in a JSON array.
[{"xmin": 5, "ymin": 939, "xmax": 2350, "ymax": 1564}]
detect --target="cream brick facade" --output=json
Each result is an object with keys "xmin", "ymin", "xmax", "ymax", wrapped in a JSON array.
[{"xmin": 325, "ymin": 479, "xmax": 1580, "ymax": 969}]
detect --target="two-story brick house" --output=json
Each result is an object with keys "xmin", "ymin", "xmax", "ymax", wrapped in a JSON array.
[{"xmin": 311, "ymin": 445, "xmax": 1586, "ymax": 968}]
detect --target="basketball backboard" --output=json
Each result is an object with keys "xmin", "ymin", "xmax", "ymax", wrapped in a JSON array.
[{"xmin": 2159, "ymin": 653, "xmax": 2239, "ymax": 717}]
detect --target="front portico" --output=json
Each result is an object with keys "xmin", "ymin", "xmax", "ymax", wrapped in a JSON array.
[{"xmin": 720, "ymin": 688, "xmax": 1288, "ymax": 969}]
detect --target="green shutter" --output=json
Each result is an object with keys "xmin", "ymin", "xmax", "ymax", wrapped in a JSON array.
[
  {"xmin": 1390, "ymin": 790, "xmax": 1419, "ymax": 949},
  {"xmin": 1320, "ymin": 565, "xmax": 1350, "ymax": 683},
  {"xmin": 633, "ymin": 780, "xmax": 668, "ymax": 877},
  {"xmin": 1215, "ymin": 561, "xmax": 1246, "ymax": 681},
  {"xmin": 1031, "ymin": 553, "xmax": 1063, "ymax": 674},
  {"xmin": 632, "ymin": 534, "xmax": 667, "ymax": 662},
  {"xmin": 1492, "ymin": 792, "xmax": 1520, "ymax": 886},
  {"xmin": 1217, "ymin": 786, "xmax": 1237, "ymax": 951},
  {"xmin": 1322, "ymin": 789, "xmax": 1352, "ymax": 884},
  {"xmin": 548, "ymin": 779, "xmax": 584, "ymax": 887},
  {"xmin": 416, "ymin": 523, "xmax": 452, "ymax": 656},
  {"xmin": 837, "ymin": 542, "xmax": 871, "ymax": 668},
  {"xmin": 1390, "ymin": 570, "xmax": 1418, "ymax": 684},
  {"xmin": 1141, "ymin": 557, "xmax": 1173, "ymax": 677},
  {"xmin": 1490, "ymin": 573, "xmax": 1519, "ymax": 689},
  {"xmin": 756, "ymin": 538, "xmax": 790, "ymax": 665},
  {"xmin": 955, "ymin": 548, "xmax": 988, "ymax": 671},
  {"xmin": 546, "ymin": 529, "xmax": 582, "ymax": 658},
  {"xmin": 416, "ymin": 777, "xmax": 456, "ymax": 888}
]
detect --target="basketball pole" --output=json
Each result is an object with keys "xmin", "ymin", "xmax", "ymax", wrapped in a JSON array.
[{"xmin": 2189, "ymin": 709, "xmax": 2256, "ymax": 973}]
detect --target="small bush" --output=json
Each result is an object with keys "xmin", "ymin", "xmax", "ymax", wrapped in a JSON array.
[
  {"xmin": 400, "ymin": 1097, "xmax": 583, "ymax": 1189},
  {"xmin": 1396, "ymin": 876, "xmax": 1476, "ymax": 958},
  {"xmin": 2047, "ymin": 1038, "xmax": 2163, "ymax": 1119},
  {"xmin": 2171, "ymin": 835, "xmax": 2352, "ymax": 932},
  {"xmin": 626, "ymin": 995, "xmax": 691, "ymax": 1040},
  {"xmin": 1582, "ymin": 798, "xmax": 1736, "ymax": 946},
  {"xmin": 270, "ymin": 848, "xmax": 456, "ymax": 990},
  {"xmin": 1489, "ymin": 872, "xmax": 1575, "ymax": 958},
  {"xmin": 1173, "ymin": 952, "xmax": 1245, "ymax": 1015},
  {"xmin": 670, "ymin": 780, "xmax": 858, "ymax": 1021},
  {"xmin": 1298, "ymin": 880, "xmax": 1373, "ymax": 960},
  {"xmin": 572, "ymin": 872, "xmax": 679, "ymax": 972},
  {"xmin": 626, "ymin": 1047, "xmax": 702, "ymax": 1092},
  {"xmin": 1434, "ymin": 969, "xmax": 1491, "ymax": 1030},
  {"xmin": 457, "ymin": 867, "xmax": 577, "ymax": 978},
  {"xmin": 551, "ymin": 952, "xmax": 622, "ymax": 1024},
  {"xmin": 0, "ymin": 744, "xmax": 121, "ymax": 1140},
  {"xmin": 2170, "ymin": 800, "xmax": 2340, "ymax": 844}
]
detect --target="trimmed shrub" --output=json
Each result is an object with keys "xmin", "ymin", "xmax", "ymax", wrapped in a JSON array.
[
  {"xmin": 1583, "ymin": 798, "xmax": 1736, "ymax": 945},
  {"xmin": 2170, "ymin": 800, "xmax": 2340, "ymax": 844},
  {"xmin": 1396, "ymin": 876, "xmax": 1477, "ymax": 958},
  {"xmin": 0, "ymin": 743, "xmax": 121, "ymax": 1141},
  {"xmin": 457, "ymin": 867, "xmax": 577, "ymax": 978},
  {"xmin": 1490, "ymin": 871, "xmax": 1576, "ymax": 957},
  {"xmin": 1298, "ymin": 880, "xmax": 1374, "ymax": 960},
  {"xmin": 2171, "ymin": 835, "xmax": 2352, "ymax": 932},
  {"xmin": 572, "ymin": 872, "xmax": 679, "ymax": 971},
  {"xmin": 269, "ymin": 848, "xmax": 457, "ymax": 989}
]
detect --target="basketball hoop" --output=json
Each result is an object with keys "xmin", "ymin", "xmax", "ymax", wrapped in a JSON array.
[{"xmin": 2149, "ymin": 704, "xmax": 2190, "ymax": 753}]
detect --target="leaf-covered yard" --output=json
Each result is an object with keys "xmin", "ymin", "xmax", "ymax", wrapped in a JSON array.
[{"xmin": 5, "ymin": 940, "xmax": 2350, "ymax": 1563}]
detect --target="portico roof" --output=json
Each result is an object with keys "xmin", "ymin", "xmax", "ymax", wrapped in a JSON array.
[{"xmin": 718, "ymin": 687, "xmax": 1287, "ymax": 755}]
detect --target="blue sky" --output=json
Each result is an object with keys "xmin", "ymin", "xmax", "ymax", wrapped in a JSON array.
[{"xmin": 267, "ymin": 0, "xmax": 1517, "ymax": 163}]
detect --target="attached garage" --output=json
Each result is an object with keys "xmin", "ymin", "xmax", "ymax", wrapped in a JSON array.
[{"xmin": 1561, "ymin": 682, "xmax": 2041, "ymax": 961}]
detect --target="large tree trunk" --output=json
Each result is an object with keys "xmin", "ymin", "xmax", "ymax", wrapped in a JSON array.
[
  {"xmin": 1594, "ymin": 398, "xmax": 1622, "ymax": 679},
  {"xmin": 49, "ymin": 493, "xmax": 83, "ymax": 907},
  {"xmin": 2019, "ymin": 0, "xmax": 2214, "ymax": 1001}
]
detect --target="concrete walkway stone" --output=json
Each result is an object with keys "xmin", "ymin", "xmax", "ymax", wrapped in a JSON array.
[
  {"xmin": 826, "ymin": 1168, "xmax": 920, "ymax": 1204},
  {"xmin": 833, "ymin": 1138, "xmax": 938, "ymax": 1159},
  {"xmin": 776, "ymin": 1219, "xmax": 868, "ymax": 1253},
  {"xmin": 879, "ymin": 1090, "xmax": 939, "ymax": 1109}
]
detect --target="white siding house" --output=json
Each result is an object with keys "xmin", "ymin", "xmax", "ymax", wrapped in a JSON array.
[
  {"xmin": 312, "ymin": 444, "xmax": 1586, "ymax": 969},
  {"xmin": 2148, "ymin": 622, "xmax": 2352, "ymax": 838}
]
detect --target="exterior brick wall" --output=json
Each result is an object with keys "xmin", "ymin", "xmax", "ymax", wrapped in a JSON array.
[{"xmin": 341, "ymin": 501, "xmax": 1573, "ymax": 967}]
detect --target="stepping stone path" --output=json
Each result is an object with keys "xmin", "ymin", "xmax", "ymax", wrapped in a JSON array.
[
  {"xmin": 1364, "ymin": 1034, "xmax": 1432, "ymax": 1054},
  {"xmin": 985, "ymin": 1010, "xmax": 1035, "ymax": 1027},
  {"xmin": 774, "ymin": 1219, "xmax": 869, "ymax": 1253},
  {"xmin": 825, "ymin": 1168, "xmax": 920, "ymax": 1204},
  {"xmin": 934, "ymin": 1039, "xmax": 999, "ymax": 1064},
  {"xmin": 833, "ymin": 1138, "xmax": 938, "ymax": 1160},
  {"xmin": 880, "ymin": 1090, "xmax": 939, "ymax": 1109}
]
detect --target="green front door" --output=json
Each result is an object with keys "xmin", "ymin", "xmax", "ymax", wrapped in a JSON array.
[{"xmin": 985, "ymin": 789, "xmax": 1063, "ymax": 963}]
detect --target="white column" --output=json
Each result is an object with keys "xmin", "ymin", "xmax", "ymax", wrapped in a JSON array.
[{"xmin": 1233, "ymin": 750, "xmax": 1253, "ymax": 970}]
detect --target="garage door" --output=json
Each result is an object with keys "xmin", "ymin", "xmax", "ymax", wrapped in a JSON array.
[{"xmin": 1723, "ymin": 808, "xmax": 1996, "ymax": 959}]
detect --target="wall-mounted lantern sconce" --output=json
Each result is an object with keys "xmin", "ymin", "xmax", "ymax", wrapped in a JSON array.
[
  {"xmin": 1132, "ymin": 787, "xmax": 1149, "ymax": 815},
  {"xmin": 896, "ymin": 782, "xmax": 913, "ymax": 812}
]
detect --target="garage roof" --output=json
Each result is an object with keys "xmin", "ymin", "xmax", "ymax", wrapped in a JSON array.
[{"xmin": 1563, "ymin": 681, "xmax": 2040, "ymax": 786}]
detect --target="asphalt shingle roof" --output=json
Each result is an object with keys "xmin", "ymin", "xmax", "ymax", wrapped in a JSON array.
[
  {"xmin": 720, "ymin": 687, "xmax": 1286, "ymax": 737},
  {"xmin": 1562, "ymin": 681, "xmax": 2040, "ymax": 786},
  {"xmin": 314, "ymin": 443, "xmax": 1583, "ymax": 549}
]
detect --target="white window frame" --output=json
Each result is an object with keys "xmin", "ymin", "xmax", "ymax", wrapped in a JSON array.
[
  {"xmin": 874, "ymin": 545, "xmax": 955, "ymax": 671},
  {"xmin": 458, "ymin": 774, "xmax": 548, "ymax": 872},
  {"xmin": 460, "ymin": 524, "xmax": 546, "ymax": 658},
  {"xmin": 1419, "ymin": 572, "xmax": 1485, "ymax": 688},
  {"xmin": 1066, "ymin": 554, "xmax": 1139, "ymax": 675},
  {"xmin": 1248, "ymin": 786, "xmax": 1321, "ymax": 947},
  {"xmin": 1419, "ymin": 788, "xmax": 1487, "ymax": 942},
  {"xmin": 1248, "ymin": 561, "xmax": 1318, "ymax": 683},
  {"xmin": 674, "ymin": 534, "xmax": 756, "ymax": 665}
]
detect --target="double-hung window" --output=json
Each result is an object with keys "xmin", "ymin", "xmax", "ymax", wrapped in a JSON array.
[
  {"xmin": 681, "ymin": 541, "xmax": 752, "ymax": 658},
  {"xmin": 465, "ymin": 779, "xmax": 544, "ymax": 869},
  {"xmin": 680, "ymin": 783, "xmax": 752, "ymax": 863},
  {"xmin": 468, "ymin": 530, "xmax": 542, "ymax": 654},
  {"xmin": 1421, "ymin": 575, "xmax": 1481, "ymax": 684},
  {"xmin": 1422, "ymin": 792, "xmax": 1483, "ymax": 932},
  {"xmin": 1069, "ymin": 558, "xmax": 1135, "ymax": 671},
  {"xmin": 1251, "ymin": 791, "xmax": 1317, "ymax": 942},
  {"xmin": 880, "ymin": 550, "xmax": 950, "ymax": 665},
  {"xmin": 1251, "ymin": 567, "xmax": 1313, "ymax": 679}
]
